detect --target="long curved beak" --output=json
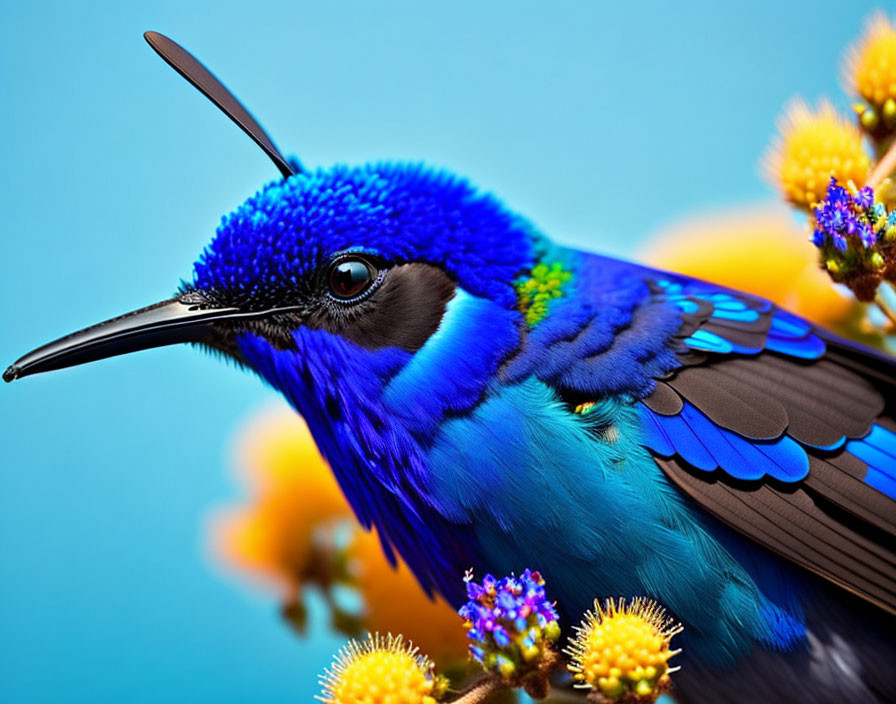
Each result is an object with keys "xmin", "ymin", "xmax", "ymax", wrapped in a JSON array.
[{"xmin": 3, "ymin": 297, "xmax": 293, "ymax": 382}]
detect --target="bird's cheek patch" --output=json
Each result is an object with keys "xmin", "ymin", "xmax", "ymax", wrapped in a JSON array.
[{"xmin": 305, "ymin": 262, "xmax": 456, "ymax": 353}]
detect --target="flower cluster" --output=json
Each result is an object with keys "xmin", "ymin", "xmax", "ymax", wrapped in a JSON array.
[
  {"xmin": 810, "ymin": 178, "xmax": 896, "ymax": 303},
  {"xmin": 566, "ymin": 598, "xmax": 682, "ymax": 704},
  {"xmin": 458, "ymin": 569, "xmax": 561, "ymax": 686},
  {"xmin": 766, "ymin": 12, "xmax": 896, "ymax": 310},
  {"xmin": 319, "ymin": 570, "xmax": 681, "ymax": 704},
  {"xmin": 764, "ymin": 100, "xmax": 870, "ymax": 210},
  {"xmin": 813, "ymin": 178, "xmax": 879, "ymax": 251}
]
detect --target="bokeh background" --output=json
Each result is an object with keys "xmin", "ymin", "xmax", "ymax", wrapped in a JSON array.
[{"xmin": 0, "ymin": 1, "xmax": 886, "ymax": 701}]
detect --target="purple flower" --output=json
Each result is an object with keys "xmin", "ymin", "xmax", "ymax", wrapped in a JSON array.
[
  {"xmin": 458, "ymin": 569, "xmax": 561, "ymax": 677},
  {"xmin": 855, "ymin": 187, "xmax": 874, "ymax": 209},
  {"xmin": 812, "ymin": 177, "xmax": 885, "ymax": 253},
  {"xmin": 833, "ymin": 233, "xmax": 848, "ymax": 251},
  {"xmin": 860, "ymin": 222, "xmax": 876, "ymax": 248}
]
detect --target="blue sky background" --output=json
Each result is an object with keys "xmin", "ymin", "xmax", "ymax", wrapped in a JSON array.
[{"xmin": 0, "ymin": 1, "xmax": 885, "ymax": 701}]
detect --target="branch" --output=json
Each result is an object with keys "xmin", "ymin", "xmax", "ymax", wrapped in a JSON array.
[{"xmin": 450, "ymin": 677, "xmax": 506, "ymax": 704}]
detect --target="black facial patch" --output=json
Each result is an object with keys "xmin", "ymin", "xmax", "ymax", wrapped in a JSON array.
[
  {"xmin": 201, "ymin": 262, "xmax": 456, "ymax": 357},
  {"xmin": 305, "ymin": 262, "xmax": 456, "ymax": 352}
]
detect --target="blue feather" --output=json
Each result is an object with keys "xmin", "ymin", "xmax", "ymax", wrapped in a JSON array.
[
  {"xmin": 765, "ymin": 331, "xmax": 826, "ymax": 359},
  {"xmin": 639, "ymin": 407, "xmax": 676, "ymax": 457},
  {"xmin": 427, "ymin": 378, "xmax": 802, "ymax": 664},
  {"xmin": 672, "ymin": 298, "xmax": 701, "ymax": 315},
  {"xmin": 192, "ymin": 162, "xmax": 536, "ymax": 311},
  {"xmin": 641, "ymin": 402, "xmax": 809, "ymax": 482},
  {"xmin": 864, "ymin": 467, "xmax": 896, "ymax": 499},
  {"xmin": 685, "ymin": 329, "xmax": 736, "ymax": 354},
  {"xmin": 802, "ymin": 435, "xmax": 847, "ymax": 452},
  {"xmin": 710, "ymin": 307, "xmax": 762, "ymax": 322},
  {"xmin": 770, "ymin": 310, "xmax": 812, "ymax": 336},
  {"xmin": 383, "ymin": 289, "xmax": 520, "ymax": 433},
  {"xmin": 846, "ymin": 424, "xmax": 896, "ymax": 498},
  {"xmin": 765, "ymin": 311, "xmax": 825, "ymax": 359},
  {"xmin": 847, "ymin": 437, "xmax": 895, "ymax": 469},
  {"xmin": 658, "ymin": 276, "xmax": 827, "ymax": 361},
  {"xmin": 502, "ymin": 250, "xmax": 682, "ymax": 398},
  {"xmin": 863, "ymin": 424, "xmax": 896, "ymax": 464}
]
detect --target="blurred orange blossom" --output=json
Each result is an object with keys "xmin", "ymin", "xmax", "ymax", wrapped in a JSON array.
[
  {"xmin": 639, "ymin": 205, "xmax": 874, "ymax": 340},
  {"xmin": 210, "ymin": 403, "xmax": 468, "ymax": 664}
]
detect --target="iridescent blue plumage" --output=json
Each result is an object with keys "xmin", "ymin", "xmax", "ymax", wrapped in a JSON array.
[
  {"xmin": 193, "ymin": 162, "xmax": 896, "ymax": 704},
  {"xmin": 193, "ymin": 163, "xmax": 535, "ymax": 309}
]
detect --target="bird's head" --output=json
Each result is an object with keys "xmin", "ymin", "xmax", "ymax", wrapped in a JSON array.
[
  {"xmin": 182, "ymin": 161, "xmax": 534, "ymax": 369},
  {"xmin": 2, "ymin": 32, "xmax": 579, "ymax": 592},
  {"xmin": 3, "ymin": 33, "xmax": 537, "ymax": 430}
]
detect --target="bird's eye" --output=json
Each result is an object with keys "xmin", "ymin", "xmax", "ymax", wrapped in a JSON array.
[{"xmin": 327, "ymin": 255, "xmax": 380, "ymax": 302}]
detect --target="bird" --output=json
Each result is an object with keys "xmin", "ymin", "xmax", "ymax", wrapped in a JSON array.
[{"xmin": 5, "ymin": 32, "xmax": 896, "ymax": 704}]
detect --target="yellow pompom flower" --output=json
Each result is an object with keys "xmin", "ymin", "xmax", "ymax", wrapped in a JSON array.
[
  {"xmin": 763, "ymin": 100, "xmax": 870, "ymax": 209},
  {"xmin": 318, "ymin": 633, "xmax": 445, "ymax": 704},
  {"xmin": 565, "ymin": 598, "xmax": 681, "ymax": 703},
  {"xmin": 846, "ymin": 13, "xmax": 896, "ymax": 132}
]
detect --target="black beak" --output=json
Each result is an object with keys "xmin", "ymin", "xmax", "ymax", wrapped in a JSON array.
[{"xmin": 3, "ymin": 296, "xmax": 296, "ymax": 382}]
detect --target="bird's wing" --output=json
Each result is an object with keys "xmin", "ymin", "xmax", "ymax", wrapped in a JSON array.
[
  {"xmin": 640, "ymin": 273, "xmax": 896, "ymax": 615},
  {"xmin": 506, "ymin": 251, "xmax": 896, "ymax": 614}
]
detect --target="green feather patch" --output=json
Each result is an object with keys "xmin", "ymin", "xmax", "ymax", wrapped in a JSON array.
[{"xmin": 515, "ymin": 262, "xmax": 573, "ymax": 326}]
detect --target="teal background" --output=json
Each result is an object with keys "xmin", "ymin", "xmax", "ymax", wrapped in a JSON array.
[{"xmin": 0, "ymin": 1, "xmax": 883, "ymax": 701}]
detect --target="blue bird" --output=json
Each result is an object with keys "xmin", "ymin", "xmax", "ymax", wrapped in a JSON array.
[{"xmin": 5, "ymin": 33, "xmax": 896, "ymax": 704}]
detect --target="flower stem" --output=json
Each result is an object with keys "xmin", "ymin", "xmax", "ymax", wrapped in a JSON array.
[
  {"xmin": 450, "ymin": 677, "xmax": 506, "ymax": 704},
  {"xmin": 869, "ymin": 136, "xmax": 896, "ymax": 189}
]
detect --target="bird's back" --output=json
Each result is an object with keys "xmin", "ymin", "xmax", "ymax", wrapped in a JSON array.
[{"xmin": 418, "ymin": 246, "xmax": 896, "ymax": 703}]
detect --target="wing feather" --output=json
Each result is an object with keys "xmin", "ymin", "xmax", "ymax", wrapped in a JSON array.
[
  {"xmin": 507, "ymin": 253, "xmax": 896, "ymax": 613},
  {"xmin": 634, "ymin": 271, "xmax": 896, "ymax": 614}
]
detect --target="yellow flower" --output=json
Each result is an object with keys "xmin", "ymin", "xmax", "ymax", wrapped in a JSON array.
[
  {"xmin": 565, "ymin": 598, "xmax": 681, "ymax": 703},
  {"xmin": 763, "ymin": 100, "xmax": 870, "ymax": 209},
  {"xmin": 846, "ymin": 13, "xmax": 896, "ymax": 119},
  {"xmin": 210, "ymin": 404, "xmax": 469, "ymax": 666},
  {"xmin": 318, "ymin": 633, "xmax": 445, "ymax": 704}
]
